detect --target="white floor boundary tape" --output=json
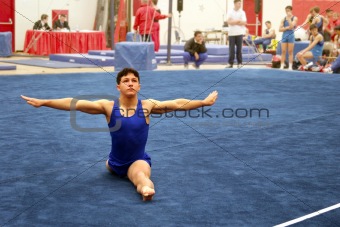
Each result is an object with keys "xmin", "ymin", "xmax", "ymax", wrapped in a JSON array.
[{"xmin": 273, "ymin": 203, "xmax": 340, "ymax": 227}]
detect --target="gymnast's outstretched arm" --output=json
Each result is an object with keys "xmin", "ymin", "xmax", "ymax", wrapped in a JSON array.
[
  {"xmin": 147, "ymin": 90, "xmax": 218, "ymax": 114},
  {"xmin": 21, "ymin": 95, "xmax": 109, "ymax": 115}
]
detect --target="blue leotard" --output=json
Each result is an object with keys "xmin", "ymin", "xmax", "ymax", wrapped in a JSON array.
[
  {"xmin": 311, "ymin": 34, "xmax": 324, "ymax": 62},
  {"xmin": 316, "ymin": 17, "xmax": 323, "ymax": 34},
  {"xmin": 310, "ymin": 16, "xmax": 323, "ymax": 34},
  {"xmin": 107, "ymin": 99, "xmax": 151, "ymax": 177},
  {"xmin": 282, "ymin": 16, "xmax": 296, "ymax": 43}
]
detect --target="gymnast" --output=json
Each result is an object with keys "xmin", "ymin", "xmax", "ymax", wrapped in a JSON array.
[
  {"xmin": 296, "ymin": 24, "xmax": 324, "ymax": 69},
  {"xmin": 21, "ymin": 68, "xmax": 218, "ymax": 201}
]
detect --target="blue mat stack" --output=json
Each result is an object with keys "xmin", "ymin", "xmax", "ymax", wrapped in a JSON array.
[
  {"xmin": 50, "ymin": 43, "xmax": 272, "ymax": 68},
  {"xmin": 50, "ymin": 54, "xmax": 114, "ymax": 67},
  {"xmin": 0, "ymin": 32, "xmax": 12, "ymax": 57},
  {"xmin": 0, "ymin": 65, "xmax": 16, "ymax": 70}
]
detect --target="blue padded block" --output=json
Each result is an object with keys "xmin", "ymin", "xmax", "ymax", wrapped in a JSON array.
[
  {"xmin": 0, "ymin": 32, "xmax": 12, "ymax": 57},
  {"xmin": 206, "ymin": 44, "xmax": 228, "ymax": 55},
  {"xmin": 160, "ymin": 44, "xmax": 257, "ymax": 55},
  {"xmin": 0, "ymin": 65, "xmax": 16, "ymax": 70},
  {"xmin": 276, "ymin": 41, "xmax": 309, "ymax": 56},
  {"xmin": 114, "ymin": 42, "xmax": 157, "ymax": 71},
  {"xmin": 155, "ymin": 49, "xmax": 184, "ymax": 56},
  {"xmin": 156, "ymin": 53, "xmax": 271, "ymax": 65},
  {"xmin": 88, "ymin": 50, "xmax": 115, "ymax": 57},
  {"xmin": 225, "ymin": 46, "xmax": 258, "ymax": 54},
  {"xmin": 126, "ymin": 32, "xmax": 142, "ymax": 42},
  {"xmin": 49, "ymin": 54, "xmax": 114, "ymax": 67}
]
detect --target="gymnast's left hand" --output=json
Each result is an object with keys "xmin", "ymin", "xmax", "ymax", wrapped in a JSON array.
[
  {"xmin": 21, "ymin": 95, "xmax": 44, "ymax": 108},
  {"xmin": 202, "ymin": 91, "xmax": 218, "ymax": 106}
]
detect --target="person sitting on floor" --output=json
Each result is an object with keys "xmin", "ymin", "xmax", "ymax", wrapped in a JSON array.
[
  {"xmin": 183, "ymin": 31, "xmax": 208, "ymax": 69},
  {"xmin": 253, "ymin": 21, "xmax": 276, "ymax": 52},
  {"xmin": 296, "ymin": 24, "xmax": 324, "ymax": 70},
  {"xmin": 33, "ymin": 14, "xmax": 51, "ymax": 31}
]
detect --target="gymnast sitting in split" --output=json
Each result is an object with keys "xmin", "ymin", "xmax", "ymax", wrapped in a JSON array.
[{"xmin": 21, "ymin": 68, "xmax": 218, "ymax": 201}]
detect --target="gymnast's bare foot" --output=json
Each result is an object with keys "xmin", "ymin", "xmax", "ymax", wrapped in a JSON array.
[{"xmin": 141, "ymin": 186, "xmax": 155, "ymax": 201}]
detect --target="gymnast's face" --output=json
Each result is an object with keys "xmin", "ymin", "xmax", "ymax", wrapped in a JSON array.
[
  {"xmin": 310, "ymin": 27, "xmax": 318, "ymax": 36},
  {"xmin": 285, "ymin": 9, "xmax": 292, "ymax": 16},
  {"xmin": 117, "ymin": 73, "xmax": 140, "ymax": 96}
]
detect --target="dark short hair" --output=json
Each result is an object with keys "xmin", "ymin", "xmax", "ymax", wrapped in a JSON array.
[
  {"xmin": 265, "ymin": 21, "xmax": 271, "ymax": 24},
  {"xmin": 41, "ymin": 14, "xmax": 48, "ymax": 20},
  {"xmin": 309, "ymin": 24, "xmax": 317, "ymax": 30},
  {"xmin": 234, "ymin": 0, "xmax": 241, "ymax": 3},
  {"xmin": 313, "ymin": 6, "xmax": 320, "ymax": 13},
  {"xmin": 285, "ymin": 6, "xmax": 292, "ymax": 11},
  {"xmin": 326, "ymin": 9, "xmax": 333, "ymax": 13},
  {"xmin": 152, "ymin": 0, "xmax": 158, "ymax": 5},
  {"xmin": 60, "ymin": 14, "xmax": 67, "ymax": 18},
  {"xmin": 194, "ymin": 31, "xmax": 202, "ymax": 37},
  {"xmin": 334, "ymin": 25, "xmax": 340, "ymax": 31},
  {"xmin": 116, "ymin": 68, "xmax": 140, "ymax": 84}
]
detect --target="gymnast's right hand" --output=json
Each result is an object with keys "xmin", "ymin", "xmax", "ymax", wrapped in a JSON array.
[{"xmin": 21, "ymin": 95, "xmax": 44, "ymax": 108}]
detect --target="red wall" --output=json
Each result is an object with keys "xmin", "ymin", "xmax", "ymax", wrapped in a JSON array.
[{"xmin": 243, "ymin": 0, "xmax": 263, "ymax": 36}]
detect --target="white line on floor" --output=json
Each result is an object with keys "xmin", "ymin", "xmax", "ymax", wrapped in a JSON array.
[{"xmin": 273, "ymin": 203, "xmax": 340, "ymax": 227}]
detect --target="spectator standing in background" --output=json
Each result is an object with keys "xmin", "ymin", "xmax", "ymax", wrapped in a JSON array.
[{"xmin": 225, "ymin": 0, "xmax": 247, "ymax": 69}]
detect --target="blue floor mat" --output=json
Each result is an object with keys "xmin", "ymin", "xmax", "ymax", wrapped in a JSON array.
[
  {"xmin": 49, "ymin": 54, "xmax": 114, "ymax": 67},
  {"xmin": 1, "ymin": 69, "xmax": 339, "ymax": 226},
  {"xmin": 0, "ymin": 59, "xmax": 96, "ymax": 68},
  {"xmin": 0, "ymin": 64, "xmax": 16, "ymax": 70}
]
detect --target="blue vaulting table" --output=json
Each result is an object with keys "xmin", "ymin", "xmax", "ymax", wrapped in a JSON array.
[
  {"xmin": 276, "ymin": 41, "xmax": 309, "ymax": 56},
  {"xmin": 0, "ymin": 32, "xmax": 12, "ymax": 57},
  {"xmin": 114, "ymin": 42, "xmax": 157, "ymax": 71}
]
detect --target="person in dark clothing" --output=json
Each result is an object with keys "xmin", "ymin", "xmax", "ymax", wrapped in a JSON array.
[
  {"xmin": 33, "ymin": 14, "xmax": 51, "ymax": 31},
  {"xmin": 53, "ymin": 14, "xmax": 70, "ymax": 30},
  {"xmin": 183, "ymin": 31, "xmax": 208, "ymax": 69}
]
